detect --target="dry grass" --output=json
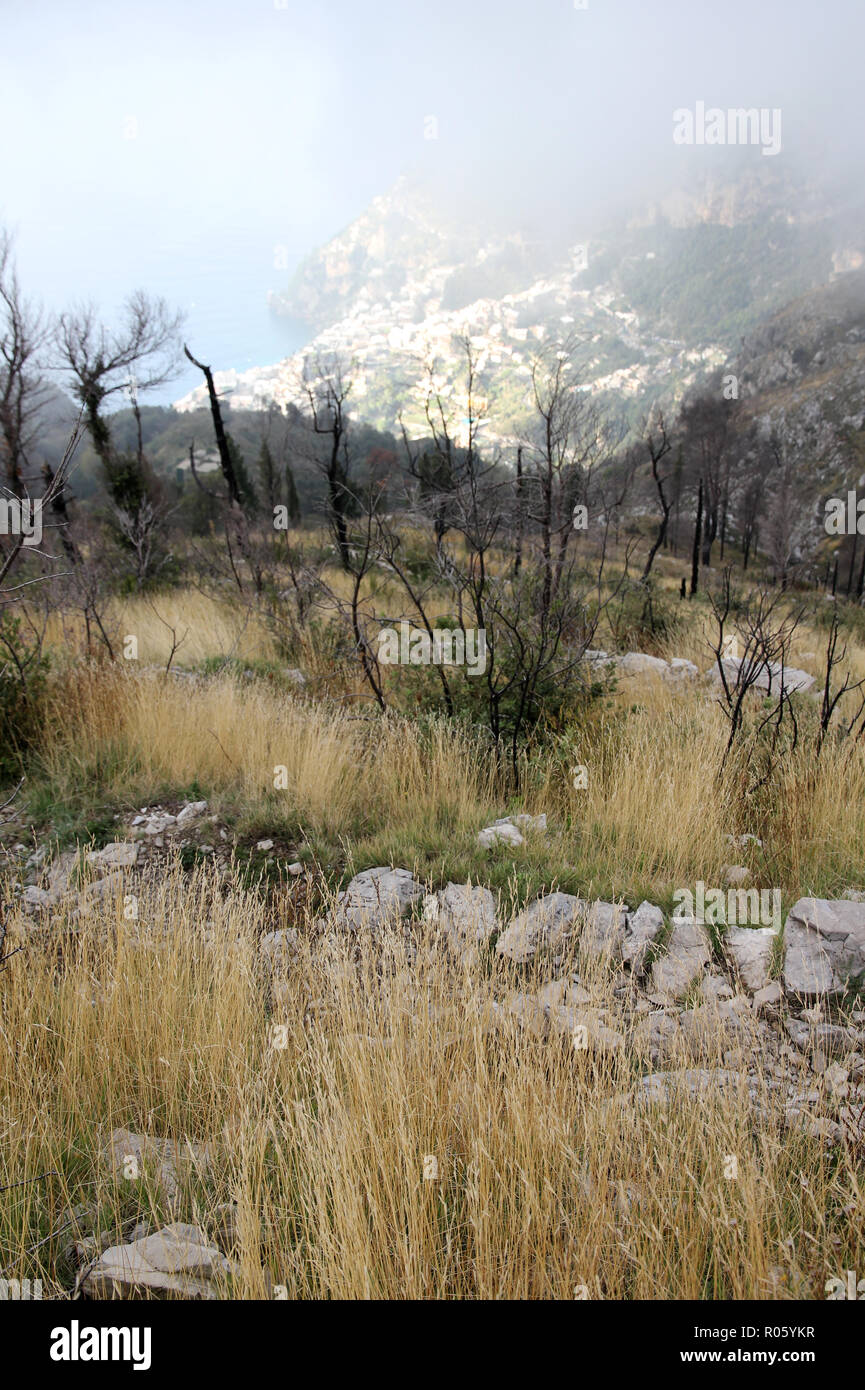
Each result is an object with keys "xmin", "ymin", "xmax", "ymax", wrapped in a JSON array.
[
  {"xmin": 5, "ymin": 566, "xmax": 865, "ymax": 1300},
  {"xmin": 45, "ymin": 589, "xmax": 280, "ymax": 669},
  {"xmin": 1, "ymin": 861, "xmax": 861, "ymax": 1300},
  {"xmin": 30, "ymin": 650, "xmax": 865, "ymax": 903}
]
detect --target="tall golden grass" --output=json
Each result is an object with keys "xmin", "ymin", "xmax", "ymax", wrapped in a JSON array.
[
  {"xmin": 4, "ymin": 575, "xmax": 865, "ymax": 1299},
  {"xmin": 0, "ymin": 862, "xmax": 860, "ymax": 1299},
  {"xmin": 33, "ymin": 647, "xmax": 865, "ymax": 903}
]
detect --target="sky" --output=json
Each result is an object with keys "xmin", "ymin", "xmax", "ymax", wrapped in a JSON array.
[{"xmin": 1, "ymin": 0, "xmax": 863, "ymax": 401}]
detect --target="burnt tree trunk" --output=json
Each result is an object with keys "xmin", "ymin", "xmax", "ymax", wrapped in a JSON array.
[{"xmin": 690, "ymin": 478, "xmax": 703, "ymax": 598}]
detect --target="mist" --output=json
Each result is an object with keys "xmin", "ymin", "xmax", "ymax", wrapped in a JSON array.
[{"xmin": 1, "ymin": 0, "xmax": 863, "ymax": 397}]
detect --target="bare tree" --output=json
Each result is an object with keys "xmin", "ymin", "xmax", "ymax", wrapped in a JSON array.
[
  {"xmin": 763, "ymin": 434, "xmax": 806, "ymax": 589},
  {"xmin": 0, "ymin": 426, "xmax": 80, "ymax": 597},
  {"xmin": 301, "ymin": 352, "xmax": 354, "ymax": 568},
  {"xmin": 56, "ymin": 293, "xmax": 182, "ymax": 587},
  {"xmin": 183, "ymin": 344, "xmax": 264, "ymax": 593},
  {"xmin": 640, "ymin": 408, "xmax": 672, "ymax": 582},
  {"xmin": 709, "ymin": 569, "xmax": 804, "ymax": 783},
  {"xmin": 523, "ymin": 337, "xmax": 611, "ymax": 620},
  {"xmin": 57, "ymin": 291, "xmax": 182, "ymax": 466},
  {"xmin": 690, "ymin": 476, "xmax": 703, "ymax": 597},
  {"xmin": 680, "ymin": 384, "xmax": 740, "ymax": 568},
  {"xmin": 0, "ymin": 230, "xmax": 51, "ymax": 498}
]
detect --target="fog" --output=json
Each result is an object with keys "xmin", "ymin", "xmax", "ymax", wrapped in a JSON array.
[{"xmin": 1, "ymin": 0, "xmax": 863, "ymax": 398}]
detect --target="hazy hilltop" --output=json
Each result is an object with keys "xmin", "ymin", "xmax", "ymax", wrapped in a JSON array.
[{"xmin": 174, "ymin": 163, "xmax": 865, "ymax": 448}]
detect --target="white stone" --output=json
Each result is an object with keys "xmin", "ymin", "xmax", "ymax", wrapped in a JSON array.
[
  {"xmin": 142, "ymin": 813, "xmax": 177, "ymax": 836},
  {"xmin": 103, "ymin": 1128, "xmax": 211, "ymax": 1203},
  {"xmin": 618, "ymin": 651, "xmax": 670, "ymax": 677},
  {"xmin": 508, "ymin": 813, "xmax": 547, "ymax": 833},
  {"xmin": 22, "ymin": 885, "xmax": 51, "ymax": 909},
  {"xmin": 725, "ymin": 925, "xmax": 776, "ymax": 992},
  {"xmin": 478, "ymin": 822, "xmax": 524, "ymax": 849},
  {"xmin": 579, "ymin": 899, "xmax": 627, "ymax": 963},
  {"xmin": 666, "ymin": 657, "xmax": 699, "ymax": 680},
  {"xmin": 709, "ymin": 657, "xmax": 815, "ymax": 696},
  {"xmin": 722, "ymin": 864, "xmax": 751, "ymax": 887},
  {"xmin": 259, "ymin": 928, "xmax": 299, "ymax": 971},
  {"xmin": 783, "ymin": 898, "xmax": 865, "ymax": 997},
  {"xmin": 622, "ymin": 901, "xmax": 664, "ymax": 975},
  {"xmin": 422, "ymin": 882, "xmax": 497, "ymax": 962},
  {"xmin": 651, "ymin": 920, "xmax": 711, "ymax": 1001},
  {"xmin": 496, "ymin": 892, "xmax": 584, "ymax": 964},
  {"xmin": 753, "ymin": 981, "xmax": 783, "ymax": 1014},
  {"xmin": 334, "ymin": 866, "xmax": 424, "ymax": 934},
  {"xmin": 87, "ymin": 841, "xmax": 140, "ymax": 871},
  {"xmin": 82, "ymin": 1222, "xmax": 238, "ymax": 1299}
]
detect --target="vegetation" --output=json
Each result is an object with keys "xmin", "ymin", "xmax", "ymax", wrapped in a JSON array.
[{"xmin": 1, "ymin": 225, "xmax": 864, "ymax": 1306}]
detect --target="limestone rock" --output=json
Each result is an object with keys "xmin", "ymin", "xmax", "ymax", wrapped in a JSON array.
[
  {"xmin": 701, "ymin": 973, "xmax": 735, "ymax": 1001},
  {"xmin": 81, "ymin": 1222, "xmax": 238, "ymax": 1299},
  {"xmin": 725, "ymin": 925, "xmax": 776, "ymax": 992},
  {"xmin": 333, "ymin": 867, "xmax": 424, "ymax": 934},
  {"xmin": 622, "ymin": 901, "xmax": 664, "ymax": 975},
  {"xmin": 555, "ymin": 1007, "xmax": 625, "ymax": 1055},
  {"xmin": 495, "ymin": 892, "xmax": 584, "ymax": 964},
  {"xmin": 618, "ymin": 651, "xmax": 669, "ymax": 678},
  {"xmin": 666, "ymin": 658, "xmax": 699, "ymax": 681},
  {"xmin": 422, "ymin": 882, "xmax": 497, "ymax": 962},
  {"xmin": 478, "ymin": 822, "xmax": 524, "ymax": 849},
  {"xmin": 783, "ymin": 1108, "xmax": 842, "ymax": 1143},
  {"xmin": 579, "ymin": 899, "xmax": 627, "ymax": 964},
  {"xmin": 722, "ymin": 865, "xmax": 751, "ymax": 887},
  {"xmin": 709, "ymin": 657, "xmax": 815, "ymax": 696},
  {"xmin": 259, "ymin": 928, "xmax": 299, "ymax": 971},
  {"xmin": 87, "ymin": 841, "xmax": 139, "ymax": 872},
  {"xmin": 785, "ymin": 1018, "xmax": 857, "ymax": 1058},
  {"xmin": 726, "ymin": 833, "xmax": 763, "ymax": 850},
  {"xmin": 677, "ymin": 997, "xmax": 756, "ymax": 1060},
  {"xmin": 783, "ymin": 898, "xmax": 865, "ymax": 998},
  {"xmin": 500, "ymin": 991, "xmax": 549, "ymax": 1038},
  {"xmin": 21, "ymin": 885, "xmax": 51, "ymax": 911},
  {"xmin": 47, "ymin": 851, "xmax": 77, "ymax": 898},
  {"xmin": 650, "ymin": 919, "xmax": 711, "ymax": 1001},
  {"xmin": 753, "ymin": 980, "xmax": 783, "ymax": 1015},
  {"xmin": 632, "ymin": 1010, "xmax": 682, "ymax": 1065},
  {"xmin": 636, "ymin": 1068, "xmax": 752, "ymax": 1108},
  {"xmin": 103, "ymin": 1128, "xmax": 211, "ymax": 1204},
  {"xmin": 141, "ymin": 812, "xmax": 177, "ymax": 836}
]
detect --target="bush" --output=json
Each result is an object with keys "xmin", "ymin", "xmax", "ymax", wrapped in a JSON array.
[{"xmin": 0, "ymin": 613, "xmax": 48, "ymax": 779}]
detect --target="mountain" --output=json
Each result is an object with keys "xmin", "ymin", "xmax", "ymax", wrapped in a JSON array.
[
  {"xmin": 173, "ymin": 166, "xmax": 864, "ymax": 449},
  {"xmin": 724, "ymin": 263, "xmax": 865, "ymax": 566}
]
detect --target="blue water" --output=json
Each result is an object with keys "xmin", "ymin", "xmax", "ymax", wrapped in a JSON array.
[
  {"xmin": 157, "ymin": 251, "xmax": 310, "ymax": 405},
  {"xmin": 26, "ymin": 222, "xmax": 311, "ymax": 409},
  {"xmin": 170, "ymin": 296, "xmax": 309, "ymax": 406}
]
